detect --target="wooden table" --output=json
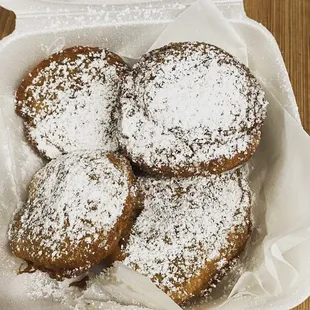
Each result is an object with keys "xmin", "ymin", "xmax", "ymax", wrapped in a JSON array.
[{"xmin": 0, "ymin": 1, "xmax": 309, "ymax": 309}]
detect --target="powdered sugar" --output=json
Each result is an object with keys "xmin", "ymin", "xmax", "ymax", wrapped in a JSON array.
[
  {"xmin": 150, "ymin": 60, "xmax": 245, "ymax": 132},
  {"xmin": 121, "ymin": 42, "xmax": 268, "ymax": 173},
  {"xmin": 16, "ymin": 47, "xmax": 128, "ymax": 159},
  {"xmin": 27, "ymin": 272, "xmax": 74, "ymax": 301},
  {"xmin": 76, "ymin": 301, "xmax": 152, "ymax": 310},
  {"xmin": 8, "ymin": 151, "xmax": 131, "ymax": 270},
  {"xmin": 79, "ymin": 262, "xmax": 181, "ymax": 310},
  {"xmin": 123, "ymin": 168, "xmax": 251, "ymax": 298},
  {"xmin": 22, "ymin": 263, "xmax": 168, "ymax": 310}
]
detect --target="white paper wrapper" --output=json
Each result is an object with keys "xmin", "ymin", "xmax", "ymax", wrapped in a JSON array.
[
  {"xmin": 0, "ymin": 0, "xmax": 310, "ymax": 309},
  {"xmin": 150, "ymin": 0, "xmax": 248, "ymax": 65},
  {"xmin": 76, "ymin": 263, "xmax": 182, "ymax": 310}
]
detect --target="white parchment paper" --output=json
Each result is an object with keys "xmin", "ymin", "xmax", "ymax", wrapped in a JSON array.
[
  {"xmin": 0, "ymin": 0, "xmax": 310, "ymax": 309},
  {"xmin": 150, "ymin": 0, "xmax": 248, "ymax": 65}
]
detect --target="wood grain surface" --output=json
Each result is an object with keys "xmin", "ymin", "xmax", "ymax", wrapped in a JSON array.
[
  {"xmin": 244, "ymin": 0, "xmax": 310, "ymax": 135},
  {"xmin": 0, "ymin": 7, "xmax": 15, "ymax": 41},
  {"xmin": 0, "ymin": 1, "xmax": 309, "ymax": 309}
]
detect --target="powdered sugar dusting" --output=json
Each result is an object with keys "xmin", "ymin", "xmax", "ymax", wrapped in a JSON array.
[
  {"xmin": 121, "ymin": 42, "xmax": 268, "ymax": 171},
  {"xmin": 37, "ymin": 3, "xmax": 186, "ymax": 31},
  {"xmin": 17, "ymin": 47, "xmax": 128, "ymax": 159},
  {"xmin": 8, "ymin": 151, "xmax": 131, "ymax": 268},
  {"xmin": 76, "ymin": 301, "xmax": 152, "ymax": 310},
  {"xmin": 27, "ymin": 272, "xmax": 73, "ymax": 301},
  {"xmin": 123, "ymin": 168, "xmax": 251, "ymax": 297}
]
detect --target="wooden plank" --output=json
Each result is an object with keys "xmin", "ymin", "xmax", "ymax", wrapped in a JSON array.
[
  {"xmin": 0, "ymin": 7, "xmax": 15, "ymax": 40},
  {"xmin": 0, "ymin": 1, "xmax": 309, "ymax": 309},
  {"xmin": 244, "ymin": 0, "xmax": 310, "ymax": 134}
]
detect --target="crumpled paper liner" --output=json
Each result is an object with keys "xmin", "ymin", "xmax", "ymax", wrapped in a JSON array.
[{"xmin": 0, "ymin": 0, "xmax": 310, "ymax": 309}]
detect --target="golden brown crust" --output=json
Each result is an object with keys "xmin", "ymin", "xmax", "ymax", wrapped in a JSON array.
[
  {"xmin": 9, "ymin": 152, "xmax": 136, "ymax": 279},
  {"xmin": 15, "ymin": 46, "xmax": 129, "ymax": 159},
  {"xmin": 124, "ymin": 132, "xmax": 261, "ymax": 178},
  {"xmin": 106, "ymin": 178, "xmax": 144, "ymax": 265},
  {"xmin": 16, "ymin": 46, "xmax": 127, "ymax": 120},
  {"xmin": 170, "ymin": 218, "xmax": 250, "ymax": 304},
  {"xmin": 118, "ymin": 169, "xmax": 252, "ymax": 305},
  {"xmin": 120, "ymin": 42, "xmax": 268, "ymax": 177}
]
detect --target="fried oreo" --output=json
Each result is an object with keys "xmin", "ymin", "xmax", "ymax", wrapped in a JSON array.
[
  {"xmin": 120, "ymin": 168, "xmax": 251, "ymax": 304},
  {"xmin": 8, "ymin": 151, "xmax": 136, "ymax": 279},
  {"xmin": 120, "ymin": 42, "xmax": 268, "ymax": 177},
  {"xmin": 16, "ymin": 46, "xmax": 130, "ymax": 159}
]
